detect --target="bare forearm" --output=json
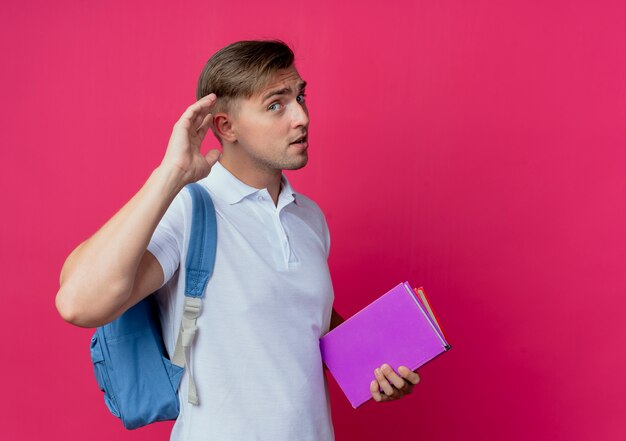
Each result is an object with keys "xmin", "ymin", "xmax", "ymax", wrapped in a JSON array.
[
  {"xmin": 56, "ymin": 165, "xmax": 187, "ymax": 323},
  {"xmin": 56, "ymin": 93, "xmax": 220, "ymax": 327}
]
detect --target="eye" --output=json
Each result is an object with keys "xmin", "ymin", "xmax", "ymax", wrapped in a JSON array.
[
  {"xmin": 297, "ymin": 93, "xmax": 307, "ymax": 104},
  {"xmin": 268, "ymin": 102, "xmax": 283, "ymax": 112}
]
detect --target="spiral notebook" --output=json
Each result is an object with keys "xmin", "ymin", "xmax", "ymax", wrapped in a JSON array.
[{"xmin": 319, "ymin": 281, "xmax": 451, "ymax": 408}]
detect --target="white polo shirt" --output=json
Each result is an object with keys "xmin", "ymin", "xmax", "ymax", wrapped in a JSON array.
[{"xmin": 147, "ymin": 161, "xmax": 335, "ymax": 441}]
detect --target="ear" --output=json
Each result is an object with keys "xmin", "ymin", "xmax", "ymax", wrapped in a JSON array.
[{"xmin": 213, "ymin": 113, "xmax": 237, "ymax": 143}]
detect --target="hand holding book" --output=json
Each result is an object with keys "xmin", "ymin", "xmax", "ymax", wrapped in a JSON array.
[
  {"xmin": 370, "ymin": 363, "xmax": 421, "ymax": 403},
  {"xmin": 320, "ymin": 281, "xmax": 451, "ymax": 408}
]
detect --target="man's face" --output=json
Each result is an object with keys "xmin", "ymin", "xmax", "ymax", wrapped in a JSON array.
[{"xmin": 228, "ymin": 66, "xmax": 309, "ymax": 172}]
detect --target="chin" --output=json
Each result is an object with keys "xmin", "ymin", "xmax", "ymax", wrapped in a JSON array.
[{"xmin": 284, "ymin": 156, "xmax": 308, "ymax": 171}]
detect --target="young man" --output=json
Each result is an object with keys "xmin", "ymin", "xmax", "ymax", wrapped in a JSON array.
[{"xmin": 56, "ymin": 40, "xmax": 420, "ymax": 440}]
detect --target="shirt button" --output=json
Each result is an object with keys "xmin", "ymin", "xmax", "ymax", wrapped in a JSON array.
[{"xmin": 258, "ymin": 195, "xmax": 264, "ymax": 201}]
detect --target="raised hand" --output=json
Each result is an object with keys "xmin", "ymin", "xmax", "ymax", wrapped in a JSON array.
[{"xmin": 160, "ymin": 93, "xmax": 221, "ymax": 185}]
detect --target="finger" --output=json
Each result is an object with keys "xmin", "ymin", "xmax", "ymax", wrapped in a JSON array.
[
  {"xmin": 370, "ymin": 380, "xmax": 385, "ymax": 402},
  {"xmin": 381, "ymin": 364, "xmax": 407, "ymax": 390},
  {"xmin": 204, "ymin": 148, "xmax": 221, "ymax": 166},
  {"xmin": 185, "ymin": 94, "xmax": 217, "ymax": 121},
  {"xmin": 195, "ymin": 113, "xmax": 214, "ymax": 140},
  {"xmin": 374, "ymin": 368, "xmax": 395, "ymax": 396},
  {"xmin": 178, "ymin": 94, "xmax": 217, "ymax": 129},
  {"xmin": 398, "ymin": 366, "xmax": 421, "ymax": 385},
  {"xmin": 192, "ymin": 110, "xmax": 207, "ymax": 131},
  {"xmin": 191, "ymin": 97, "xmax": 217, "ymax": 130}
]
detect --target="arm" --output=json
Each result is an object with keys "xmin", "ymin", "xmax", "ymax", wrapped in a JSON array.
[
  {"xmin": 55, "ymin": 93, "xmax": 220, "ymax": 328},
  {"xmin": 329, "ymin": 307, "xmax": 345, "ymax": 331}
]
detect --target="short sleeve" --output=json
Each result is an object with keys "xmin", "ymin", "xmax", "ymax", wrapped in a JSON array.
[
  {"xmin": 147, "ymin": 189, "xmax": 190, "ymax": 286},
  {"xmin": 320, "ymin": 211, "xmax": 331, "ymax": 259},
  {"xmin": 289, "ymin": 191, "xmax": 330, "ymax": 260}
]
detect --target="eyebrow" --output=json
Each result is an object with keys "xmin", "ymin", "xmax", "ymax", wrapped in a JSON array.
[{"xmin": 261, "ymin": 80, "xmax": 307, "ymax": 103}]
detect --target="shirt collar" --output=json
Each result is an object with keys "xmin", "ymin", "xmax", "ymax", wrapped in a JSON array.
[
  {"xmin": 279, "ymin": 173, "xmax": 299, "ymax": 206},
  {"xmin": 207, "ymin": 161, "xmax": 299, "ymax": 206}
]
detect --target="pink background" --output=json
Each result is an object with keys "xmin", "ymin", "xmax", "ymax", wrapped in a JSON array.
[{"xmin": 1, "ymin": 0, "xmax": 625, "ymax": 440}]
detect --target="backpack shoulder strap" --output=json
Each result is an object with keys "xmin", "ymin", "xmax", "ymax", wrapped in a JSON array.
[
  {"xmin": 184, "ymin": 182, "xmax": 218, "ymax": 298},
  {"xmin": 171, "ymin": 182, "xmax": 217, "ymax": 405}
]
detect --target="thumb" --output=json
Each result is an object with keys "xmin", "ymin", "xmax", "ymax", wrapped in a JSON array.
[{"xmin": 204, "ymin": 148, "xmax": 221, "ymax": 166}]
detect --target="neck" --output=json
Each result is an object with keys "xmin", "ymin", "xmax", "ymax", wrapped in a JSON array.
[{"xmin": 219, "ymin": 148, "xmax": 283, "ymax": 206}]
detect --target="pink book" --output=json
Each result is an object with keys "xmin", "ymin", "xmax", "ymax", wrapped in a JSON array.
[{"xmin": 320, "ymin": 281, "xmax": 451, "ymax": 408}]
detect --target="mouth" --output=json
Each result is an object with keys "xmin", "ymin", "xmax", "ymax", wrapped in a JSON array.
[{"xmin": 290, "ymin": 134, "xmax": 308, "ymax": 146}]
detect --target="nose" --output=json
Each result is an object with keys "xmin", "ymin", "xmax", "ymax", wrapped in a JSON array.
[{"xmin": 291, "ymin": 100, "xmax": 309, "ymax": 128}]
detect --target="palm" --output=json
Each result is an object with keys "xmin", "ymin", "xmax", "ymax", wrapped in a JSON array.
[{"xmin": 161, "ymin": 94, "xmax": 220, "ymax": 183}]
